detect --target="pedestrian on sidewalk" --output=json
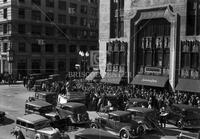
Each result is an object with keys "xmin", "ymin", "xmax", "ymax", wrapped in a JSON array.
[{"xmin": 159, "ymin": 107, "xmax": 168, "ymax": 128}]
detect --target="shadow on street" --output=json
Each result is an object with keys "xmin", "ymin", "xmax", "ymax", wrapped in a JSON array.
[{"xmin": 0, "ymin": 117, "xmax": 15, "ymax": 126}]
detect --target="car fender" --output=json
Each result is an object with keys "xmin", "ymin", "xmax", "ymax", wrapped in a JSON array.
[
  {"xmin": 34, "ymin": 133, "xmax": 41, "ymax": 139},
  {"xmin": 120, "ymin": 126, "xmax": 131, "ymax": 133}
]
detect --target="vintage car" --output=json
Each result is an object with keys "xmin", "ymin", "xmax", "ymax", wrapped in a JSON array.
[
  {"xmin": 57, "ymin": 93, "xmax": 86, "ymax": 105},
  {"xmin": 13, "ymin": 114, "xmax": 69, "ymax": 139},
  {"xmin": 33, "ymin": 78, "xmax": 52, "ymax": 92},
  {"xmin": 127, "ymin": 107, "xmax": 159, "ymax": 131},
  {"xmin": 0, "ymin": 111, "xmax": 5, "ymax": 122},
  {"xmin": 126, "ymin": 98, "xmax": 148, "ymax": 109},
  {"xmin": 90, "ymin": 110, "xmax": 146, "ymax": 139},
  {"xmin": 34, "ymin": 91, "xmax": 57, "ymax": 106},
  {"xmin": 167, "ymin": 104, "xmax": 200, "ymax": 129},
  {"xmin": 56, "ymin": 102, "xmax": 90, "ymax": 125},
  {"xmin": 75, "ymin": 128, "xmax": 119, "ymax": 139},
  {"xmin": 25, "ymin": 100, "xmax": 54, "ymax": 116}
]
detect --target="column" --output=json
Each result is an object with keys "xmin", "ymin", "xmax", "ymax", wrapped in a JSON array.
[
  {"xmin": 169, "ymin": 20, "xmax": 177, "ymax": 91},
  {"xmin": 1, "ymin": 58, "xmax": 3, "ymax": 74}
]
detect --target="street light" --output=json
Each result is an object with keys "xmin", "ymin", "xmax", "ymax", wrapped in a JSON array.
[{"xmin": 78, "ymin": 51, "xmax": 89, "ymax": 74}]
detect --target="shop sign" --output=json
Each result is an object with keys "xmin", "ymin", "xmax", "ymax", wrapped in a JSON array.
[
  {"xmin": 145, "ymin": 67, "xmax": 162, "ymax": 74},
  {"xmin": 141, "ymin": 79, "xmax": 157, "ymax": 83}
]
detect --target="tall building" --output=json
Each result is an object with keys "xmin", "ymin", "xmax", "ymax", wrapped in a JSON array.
[
  {"xmin": 0, "ymin": 0, "xmax": 99, "ymax": 76},
  {"xmin": 99, "ymin": 0, "xmax": 200, "ymax": 93}
]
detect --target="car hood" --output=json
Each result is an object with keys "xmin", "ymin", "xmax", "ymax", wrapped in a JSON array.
[{"xmin": 38, "ymin": 127, "xmax": 60, "ymax": 135}]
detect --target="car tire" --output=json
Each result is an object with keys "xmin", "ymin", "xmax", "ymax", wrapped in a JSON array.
[
  {"xmin": 90, "ymin": 123, "xmax": 99, "ymax": 129},
  {"xmin": 177, "ymin": 121, "xmax": 183, "ymax": 129},
  {"xmin": 137, "ymin": 125, "xmax": 145, "ymax": 136},
  {"xmin": 120, "ymin": 129, "xmax": 130, "ymax": 139}
]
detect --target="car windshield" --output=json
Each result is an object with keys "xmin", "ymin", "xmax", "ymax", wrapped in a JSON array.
[
  {"xmin": 39, "ymin": 106, "xmax": 53, "ymax": 113},
  {"xmin": 66, "ymin": 105, "xmax": 87, "ymax": 114},
  {"xmin": 34, "ymin": 120, "xmax": 51, "ymax": 130},
  {"xmin": 120, "ymin": 114, "xmax": 132, "ymax": 123}
]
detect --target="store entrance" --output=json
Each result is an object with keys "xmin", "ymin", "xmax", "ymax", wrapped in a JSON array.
[{"xmin": 136, "ymin": 18, "xmax": 170, "ymax": 76}]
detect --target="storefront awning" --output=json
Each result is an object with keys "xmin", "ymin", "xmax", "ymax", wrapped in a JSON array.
[
  {"xmin": 131, "ymin": 75, "xmax": 168, "ymax": 87},
  {"xmin": 101, "ymin": 72, "xmax": 125, "ymax": 84},
  {"xmin": 175, "ymin": 79, "xmax": 200, "ymax": 93},
  {"xmin": 85, "ymin": 71, "xmax": 101, "ymax": 81}
]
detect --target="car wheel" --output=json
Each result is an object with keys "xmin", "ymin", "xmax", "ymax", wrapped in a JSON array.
[
  {"xmin": 90, "ymin": 123, "xmax": 98, "ymax": 129},
  {"xmin": 120, "ymin": 130, "xmax": 130, "ymax": 139},
  {"xmin": 137, "ymin": 125, "xmax": 145, "ymax": 136},
  {"xmin": 177, "ymin": 121, "xmax": 183, "ymax": 129}
]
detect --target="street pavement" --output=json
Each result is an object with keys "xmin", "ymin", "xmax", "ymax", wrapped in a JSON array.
[{"xmin": 0, "ymin": 84, "xmax": 198, "ymax": 139}]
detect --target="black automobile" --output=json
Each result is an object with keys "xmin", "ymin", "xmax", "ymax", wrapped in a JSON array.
[
  {"xmin": 0, "ymin": 111, "xmax": 5, "ymax": 122},
  {"xmin": 167, "ymin": 104, "xmax": 200, "ymax": 129},
  {"xmin": 56, "ymin": 102, "xmax": 90, "ymax": 125},
  {"xmin": 34, "ymin": 91, "xmax": 57, "ymax": 106},
  {"xmin": 126, "ymin": 98, "xmax": 148, "ymax": 109},
  {"xmin": 75, "ymin": 128, "xmax": 119, "ymax": 139},
  {"xmin": 90, "ymin": 110, "xmax": 146, "ymax": 139},
  {"xmin": 127, "ymin": 107, "xmax": 159, "ymax": 130}
]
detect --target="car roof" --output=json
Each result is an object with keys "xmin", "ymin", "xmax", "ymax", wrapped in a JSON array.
[
  {"xmin": 109, "ymin": 111, "xmax": 131, "ymax": 117},
  {"xmin": 62, "ymin": 102, "xmax": 85, "ymax": 108},
  {"xmin": 127, "ymin": 107, "xmax": 154, "ymax": 113},
  {"xmin": 76, "ymin": 128, "xmax": 119, "ymax": 139},
  {"xmin": 35, "ymin": 79, "xmax": 50, "ymax": 82},
  {"xmin": 17, "ymin": 114, "xmax": 48, "ymax": 124},
  {"xmin": 26, "ymin": 100, "xmax": 52, "ymax": 107},
  {"xmin": 129, "ymin": 98, "xmax": 148, "ymax": 102},
  {"xmin": 172, "ymin": 104, "xmax": 196, "ymax": 111}
]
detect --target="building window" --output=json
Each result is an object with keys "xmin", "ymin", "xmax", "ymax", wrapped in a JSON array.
[
  {"xmin": 70, "ymin": 58, "xmax": 77, "ymax": 71},
  {"xmin": 58, "ymin": 14, "xmax": 66, "ymax": 24},
  {"xmin": 3, "ymin": 24, "xmax": 7, "ymax": 34},
  {"xmin": 58, "ymin": 0, "xmax": 66, "ymax": 10},
  {"xmin": 18, "ymin": 42, "xmax": 26, "ymax": 52},
  {"xmin": 4, "ymin": 0, "xmax": 7, "ymax": 2},
  {"xmin": 32, "ymin": 59, "xmax": 40, "ymax": 73},
  {"xmin": 110, "ymin": 0, "xmax": 124, "ymax": 38},
  {"xmin": 58, "ymin": 60, "xmax": 66, "ymax": 72},
  {"xmin": 58, "ymin": 44, "xmax": 66, "ymax": 53},
  {"xmin": 45, "ymin": 44, "xmax": 54, "ymax": 52},
  {"xmin": 31, "ymin": 10, "xmax": 41, "ymax": 21},
  {"xmin": 18, "ymin": 24, "xmax": 25, "ymax": 34},
  {"xmin": 3, "ymin": 43, "xmax": 8, "ymax": 52},
  {"xmin": 80, "ymin": 30, "xmax": 88, "ymax": 39},
  {"xmin": 45, "ymin": 26, "xmax": 55, "ymax": 36},
  {"xmin": 69, "ymin": 45, "xmax": 76, "ymax": 53},
  {"xmin": 80, "ymin": 5, "xmax": 87, "ymax": 14},
  {"xmin": 80, "ymin": 17, "xmax": 87, "ymax": 26},
  {"xmin": 70, "ymin": 16, "xmax": 77, "ymax": 25},
  {"xmin": 32, "ymin": 0, "xmax": 41, "ymax": 6},
  {"xmin": 45, "ymin": 12, "xmax": 54, "ymax": 22},
  {"xmin": 31, "ymin": 25, "xmax": 41, "ymax": 35},
  {"xmin": 18, "ymin": 8, "xmax": 25, "ymax": 19},
  {"xmin": 70, "ymin": 28, "xmax": 77, "ymax": 38},
  {"xmin": 187, "ymin": 0, "xmax": 200, "ymax": 35},
  {"xmin": 57, "ymin": 27, "xmax": 67, "ymax": 37},
  {"xmin": 69, "ymin": 3, "xmax": 77, "ymax": 15},
  {"xmin": 3, "ymin": 8, "xmax": 7, "ymax": 19},
  {"xmin": 90, "ymin": 7, "xmax": 98, "ymax": 16},
  {"xmin": 31, "ymin": 43, "xmax": 41, "ymax": 52},
  {"xmin": 46, "ymin": 59, "xmax": 54, "ymax": 73},
  {"xmin": 19, "ymin": 0, "xmax": 25, "ymax": 3},
  {"xmin": 46, "ymin": 0, "xmax": 54, "ymax": 8}
]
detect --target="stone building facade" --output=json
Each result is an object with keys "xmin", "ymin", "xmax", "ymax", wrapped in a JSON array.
[
  {"xmin": 0, "ymin": 0, "xmax": 98, "ymax": 76},
  {"xmin": 99, "ymin": 0, "xmax": 200, "ymax": 92}
]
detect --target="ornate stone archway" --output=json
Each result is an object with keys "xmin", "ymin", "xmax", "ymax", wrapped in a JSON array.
[{"xmin": 130, "ymin": 5, "xmax": 179, "ymax": 91}]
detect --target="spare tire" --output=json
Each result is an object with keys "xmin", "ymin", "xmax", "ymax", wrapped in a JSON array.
[
  {"xmin": 120, "ymin": 129, "xmax": 130, "ymax": 139},
  {"xmin": 90, "ymin": 123, "xmax": 99, "ymax": 128},
  {"xmin": 136, "ymin": 125, "xmax": 145, "ymax": 136}
]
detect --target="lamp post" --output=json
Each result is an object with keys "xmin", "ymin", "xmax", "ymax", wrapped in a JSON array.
[{"xmin": 78, "ymin": 51, "xmax": 89, "ymax": 75}]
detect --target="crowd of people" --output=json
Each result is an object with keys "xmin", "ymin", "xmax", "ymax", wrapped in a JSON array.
[
  {"xmin": 24, "ymin": 77, "xmax": 200, "ymax": 111},
  {"xmin": 0, "ymin": 72, "xmax": 16, "ymax": 85}
]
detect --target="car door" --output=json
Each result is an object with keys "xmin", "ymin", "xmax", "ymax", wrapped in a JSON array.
[{"xmin": 106, "ymin": 114, "xmax": 117, "ymax": 131}]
